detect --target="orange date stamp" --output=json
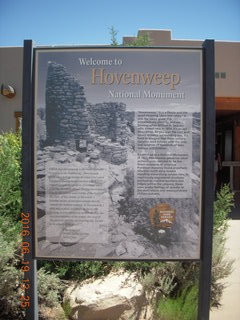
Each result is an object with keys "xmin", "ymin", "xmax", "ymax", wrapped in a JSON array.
[{"xmin": 20, "ymin": 212, "xmax": 31, "ymax": 309}]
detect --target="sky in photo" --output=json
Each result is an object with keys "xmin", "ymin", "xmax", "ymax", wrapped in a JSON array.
[{"xmin": 0, "ymin": 0, "xmax": 239, "ymax": 47}]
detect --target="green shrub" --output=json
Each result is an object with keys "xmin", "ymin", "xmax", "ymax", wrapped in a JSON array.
[
  {"xmin": 210, "ymin": 184, "xmax": 234, "ymax": 307},
  {"xmin": 109, "ymin": 26, "xmax": 151, "ymax": 47},
  {"xmin": 157, "ymin": 284, "xmax": 198, "ymax": 320},
  {"xmin": 38, "ymin": 260, "xmax": 114, "ymax": 281},
  {"xmin": 62, "ymin": 299, "xmax": 72, "ymax": 318},
  {"xmin": 211, "ymin": 232, "xmax": 233, "ymax": 307},
  {"xmin": 126, "ymin": 33, "xmax": 151, "ymax": 47},
  {"xmin": 0, "ymin": 217, "xmax": 24, "ymax": 319},
  {"xmin": 0, "ymin": 132, "xmax": 24, "ymax": 319},
  {"xmin": 0, "ymin": 132, "xmax": 22, "ymax": 220},
  {"xmin": 38, "ymin": 268, "xmax": 64, "ymax": 307},
  {"xmin": 213, "ymin": 184, "xmax": 234, "ymax": 234},
  {"xmin": 113, "ymin": 261, "xmax": 161, "ymax": 276}
]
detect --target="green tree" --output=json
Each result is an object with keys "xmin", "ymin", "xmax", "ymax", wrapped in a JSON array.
[
  {"xmin": 109, "ymin": 27, "xmax": 151, "ymax": 46},
  {"xmin": 109, "ymin": 26, "xmax": 119, "ymax": 46},
  {"xmin": 126, "ymin": 33, "xmax": 151, "ymax": 46}
]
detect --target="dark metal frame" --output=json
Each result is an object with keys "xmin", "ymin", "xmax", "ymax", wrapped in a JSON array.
[
  {"xmin": 198, "ymin": 39, "xmax": 215, "ymax": 320},
  {"xmin": 22, "ymin": 40, "xmax": 38, "ymax": 320},
  {"xmin": 33, "ymin": 45, "xmax": 204, "ymax": 262},
  {"xmin": 22, "ymin": 40, "xmax": 215, "ymax": 320}
]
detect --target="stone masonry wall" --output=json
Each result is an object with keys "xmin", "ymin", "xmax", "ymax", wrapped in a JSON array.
[
  {"xmin": 87, "ymin": 103, "xmax": 128, "ymax": 145},
  {"xmin": 91, "ymin": 135, "xmax": 128, "ymax": 164},
  {"xmin": 46, "ymin": 62, "xmax": 89, "ymax": 144},
  {"xmin": 45, "ymin": 62, "xmax": 128, "ymax": 164}
]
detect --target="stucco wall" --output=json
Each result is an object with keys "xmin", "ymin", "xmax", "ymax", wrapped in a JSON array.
[
  {"xmin": 123, "ymin": 30, "xmax": 240, "ymax": 98},
  {"xmin": 0, "ymin": 31, "xmax": 240, "ymax": 132},
  {"xmin": 0, "ymin": 47, "xmax": 23, "ymax": 132},
  {"xmin": 215, "ymin": 42, "xmax": 240, "ymax": 97}
]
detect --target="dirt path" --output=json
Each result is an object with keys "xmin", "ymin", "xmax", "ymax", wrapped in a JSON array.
[{"xmin": 210, "ymin": 219, "xmax": 240, "ymax": 320}]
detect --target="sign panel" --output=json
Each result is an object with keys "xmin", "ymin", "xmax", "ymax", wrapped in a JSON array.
[{"xmin": 34, "ymin": 48, "xmax": 202, "ymax": 260}]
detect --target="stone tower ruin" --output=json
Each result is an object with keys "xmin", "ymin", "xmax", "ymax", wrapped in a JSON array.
[
  {"xmin": 44, "ymin": 61, "xmax": 130, "ymax": 164},
  {"xmin": 45, "ymin": 62, "xmax": 89, "ymax": 145}
]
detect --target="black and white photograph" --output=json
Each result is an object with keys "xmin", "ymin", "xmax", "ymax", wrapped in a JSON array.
[{"xmin": 34, "ymin": 48, "xmax": 202, "ymax": 260}]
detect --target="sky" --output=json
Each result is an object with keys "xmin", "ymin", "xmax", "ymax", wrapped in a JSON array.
[{"xmin": 0, "ymin": 0, "xmax": 240, "ymax": 47}]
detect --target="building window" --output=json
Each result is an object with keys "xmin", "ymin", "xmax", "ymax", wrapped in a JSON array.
[
  {"xmin": 14, "ymin": 111, "xmax": 22, "ymax": 132},
  {"xmin": 220, "ymin": 72, "xmax": 226, "ymax": 79},
  {"xmin": 215, "ymin": 72, "xmax": 226, "ymax": 79}
]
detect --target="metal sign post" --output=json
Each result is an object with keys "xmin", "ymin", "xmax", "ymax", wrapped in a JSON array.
[
  {"xmin": 22, "ymin": 39, "xmax": 38, "ymax": 320},
  {"xmin": 198, "ymin": 39, "xmax": 215, "ymax": 320}
]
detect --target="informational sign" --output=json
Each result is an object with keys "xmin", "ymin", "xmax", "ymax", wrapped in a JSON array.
[{"xmin": 34, "ymin": 48, "xmax": 202, "ymax": 260}]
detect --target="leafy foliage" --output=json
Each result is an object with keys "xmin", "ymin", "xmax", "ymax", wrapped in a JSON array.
[
  {"xmin": 209, "ymin": 184, "xmax": 234, "ymax": 307},
  {"xmin": 38, "ymin": 260, "xmax": 114, "ymax": 281},
  {"xmin": 213, "ymin": 184, "xmax": 234, "ymax": 234},
  {"xmin": 157, "ymin": 284, "xmax": 198, "ymax": 320},
  {"xmin": 211, "ymin": 232, "xmax": 233, "ymax": 307},
  {"xmin": 0, "ymin": 132, "xmax": 24, "ymax": 319},
  {"xmin": 0, "ymin": 132, "xmax": 22, "ymax": 220},
  {"xmin": 38, "ymin": 268, "xmax": 64, "ymax": 307},
  {"xmin": 62, "ymin": 299, "xmax": 72, "ymax": 319},
  {"xmin": 109, "ymin": 26, "xmax": 119, "ymax": 46},
  {"xmin": 0, "ymin": 216, "xmax": 24, "ymax": 319},
  {"xmin": 113, "ymin": 261, "xmax": 161, "ymax": 276},
  {"xmin": 126, "ymin": 33, "xmax": 151, "ymax": 47},
  {"xmin": 109, "ymin": 27, "xmax": 151, "ymax": 47}
]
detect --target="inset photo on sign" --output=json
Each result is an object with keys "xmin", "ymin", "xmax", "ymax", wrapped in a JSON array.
[{"xmin": 34, "ymin": 48, "xmax": 202, "ymax": 260}]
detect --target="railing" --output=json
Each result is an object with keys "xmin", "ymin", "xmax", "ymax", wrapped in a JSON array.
[{"xmin": 222, "ymin": 161, "xmax": 240, "ymax": 192}]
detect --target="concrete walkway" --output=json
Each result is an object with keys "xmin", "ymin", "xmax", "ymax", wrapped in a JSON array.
[{"xmin": 210, "ymin": 219, "xmax": 240, "ymax": 320}]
